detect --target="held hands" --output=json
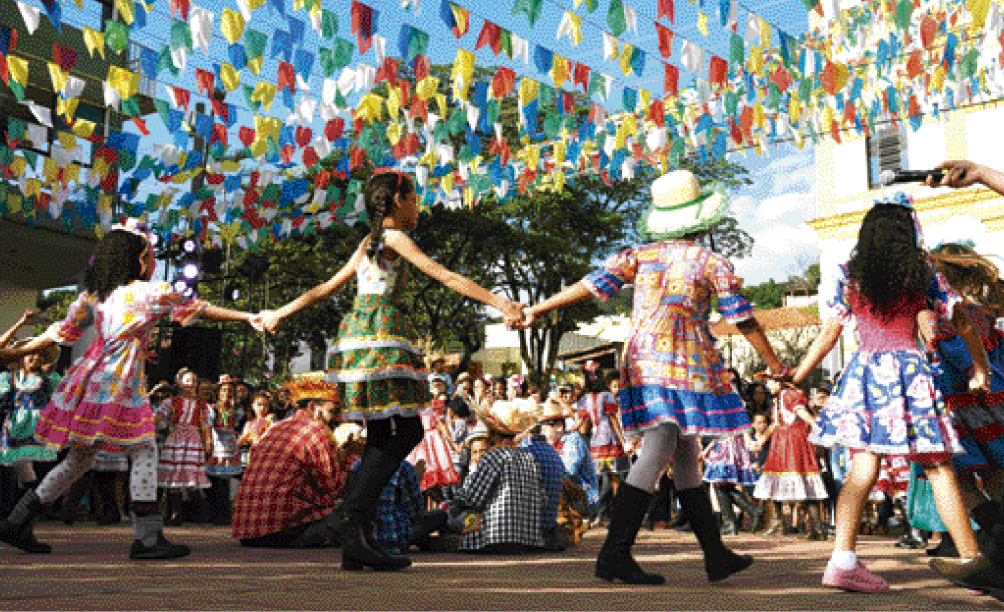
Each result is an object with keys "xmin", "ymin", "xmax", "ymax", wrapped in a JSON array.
[
  {"xmin": 927, "ymin": 161, "xmax": 983, "ymax": 189},
  {"xmin": 501, "ymin": 301, "xmax": 528, "ymax": 330},
  {"xmin": 249, "ymin": 310, "xmax": 282, "ymax": 334},
  {"xmin": 970, "ymin": 369, "xmax": 990, "ymax": 395},
  {"xmin": 506, "ymin": 304, "xmax": 540, "ymax": 330}
]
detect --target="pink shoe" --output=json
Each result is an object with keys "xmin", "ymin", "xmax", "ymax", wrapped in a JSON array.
[{"xmin": 822, "ymin": 561, "xmax": 891, "ymax": 593}]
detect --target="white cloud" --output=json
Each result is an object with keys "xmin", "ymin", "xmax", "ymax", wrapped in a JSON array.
[{"xmin": 752, "ymin": 192, "xmax": 814, "ymax": 223}]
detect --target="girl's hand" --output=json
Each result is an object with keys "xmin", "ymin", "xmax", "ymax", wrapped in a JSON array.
[
  {"xmin": 510, "ymin": 305, "xmax": 538, "ymax": 329},
  {"xmin": 970, "ymin": 369, "xmax": 990, "ymax": 395},
  {"xmin": 17, "ymin": 309, "xmax": 39, "ymax": 326},
  {"xmin": 258, "ymin": 310, "xmax": 282, "ymax": 334},
  {"xmin": 501, "ymin": 301, "xmax": 526, "ymax": 329}
]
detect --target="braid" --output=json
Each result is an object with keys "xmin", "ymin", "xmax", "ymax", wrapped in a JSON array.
[{"xmin": 364, "ymin": 173, "xmax": 411, "ymax": 261}]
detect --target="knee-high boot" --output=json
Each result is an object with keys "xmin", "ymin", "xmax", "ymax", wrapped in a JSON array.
[
  {"xmin": 337, "ymin": 446, "xmax": 411, "ymax": 572},
  {"xmin": 972, "ymin": 502, "xmax": 1004, "ymax": 563},
  {"xmin": 677, "ymin": 487, "xmax": 753, "ymax": 582},
  {"xmin": 727, "ymin": 487, "xmax": 764, "ymax": 532},
  {"xmin": 594, "ymin": 483, "xmax": 665, "ymax": 585},
  {"xmin": 0, "ymin": 489, "xmax": 51, "ymax": 553},
  {"xmin": 714, "ymin": 485, "xmax": 738, "ymax": 535}
]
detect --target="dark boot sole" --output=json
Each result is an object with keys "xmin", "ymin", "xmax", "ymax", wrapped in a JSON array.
[
  {"xmin": 342, "ymin": 557, "xmax": 411, "ymax": 572},
  {"xmin": 707, "ymin": 556, "xmax": 754, "ymax": 583},
  {"xmin": 594, "ymin": 570, "xmax": 666, "ymax": 585}
]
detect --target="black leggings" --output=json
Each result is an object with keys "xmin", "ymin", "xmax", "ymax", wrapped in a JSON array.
[{"xmin": 363, "ymin": 415, "xmax": 425, "ymax": 463}]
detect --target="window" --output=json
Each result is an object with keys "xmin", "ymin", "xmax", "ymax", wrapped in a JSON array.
[{"xmin": 867, "ymin": 124, "xmax": 909, "ymax": 189}]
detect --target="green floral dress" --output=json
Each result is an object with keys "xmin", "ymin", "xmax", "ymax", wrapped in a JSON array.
[
  {"xmin": 0, "ymin": 371, "xmax": 61, "ymax": 464},
  {"xmin": 327, "ymin": 249, "xmax": 430, "ymax": 422}
]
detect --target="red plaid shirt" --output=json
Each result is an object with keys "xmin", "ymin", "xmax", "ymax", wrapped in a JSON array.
[{"xmin": 232, "ymin": 409, "xmax": 351, "ymax": 539}]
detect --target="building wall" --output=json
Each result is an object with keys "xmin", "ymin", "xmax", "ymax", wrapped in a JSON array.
[{"xmin": 808, "ymin": 103, "xmax": 1004, "ymax": 374}]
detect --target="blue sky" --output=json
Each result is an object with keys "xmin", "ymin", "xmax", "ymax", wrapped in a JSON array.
[{"xmin": 41, "ymin": 0, "xmax": 817, "ymax": 285}]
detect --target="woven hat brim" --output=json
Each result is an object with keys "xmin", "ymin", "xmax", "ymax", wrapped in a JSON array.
[{"xmin": 639, "ymin": 189, "xmax": 729, "ymax": 240}]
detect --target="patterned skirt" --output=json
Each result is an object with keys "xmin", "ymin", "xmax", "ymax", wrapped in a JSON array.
[
  {"xmin": 867, "ymin": 452, "xmax": 910, "ymax": 499},
  {"xmin": 618, "ymin": 325, "xmax": 749, "ymax": 436},
  {"xmin": 0, "ymin": 407, "xmax": 58, "ymax": 465},
  {"xmin": 159, "ymin": 424, "xmax": 210, "ymax": 488},
  {"xmin": 408, "ymin": 409, "xmax": 460, "ymax": 490},
  {"xmin": 944, "ymin": 391, "xmax": 1004, "ymax": 472},
  {"xmin": 703, "ymin": 434, "xmax": 758, "ymax": 485},
  {"xmin": 327, "ymin": 294, "xmax": 430, "ymax": 422},
  {"xmin": 809, "ymin": 350, "xmax": 962, "ymax": 463},
  {"xmin": 753, "ymin": 421, "xmax": 828, "ymax": 501},
  {"xmin": 207, "ymin": 427, "xmax": 242, "ymax": 477}
]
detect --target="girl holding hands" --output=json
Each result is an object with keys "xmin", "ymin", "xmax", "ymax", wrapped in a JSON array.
[{"xmin": 260, "ymin": 170, "xmax": 523, "ymax": 572}]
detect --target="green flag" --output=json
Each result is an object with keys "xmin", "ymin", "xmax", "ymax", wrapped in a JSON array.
[
  {"xmin": 245, "ymin": 29, "xmax": 268, "ymax": 59},
  {"xmin": 729, "ymin": 34, "xmax": 744, "ymax": 65},
  {"xmin": 408, "ymin": 29, "xmax": 429, "ymax": 61},
  {"xmin": 170, "ymin": 19, "xmax": 192, "ymax": 51},
  {"xmin": 106, "ymin": 20, "xmax": 130, "ymax": 54},
  {"xmin": 333, "ymin": 38, "xmax": 354, "ymax": 70},
  {"xmin": 511, "ymin": 0, "xmax": 543, "ymax": 26},
  {"xmin": 607, "ymin": 0, "xmax": 626, "ymax": 37},
  {"xmin": 893, "ymin": 0, "xmax": 913, "ymax": 31},
  {"xmin": 319, "ymin": 48, "xmax": 336, "ymax": 76},
  {"xmin": 157, "ymin": 45, "xmax": 179, "ymax": 76},
  {"xmin": 321, "ymin": 9, "xmax": 338, "ymax": 39}
]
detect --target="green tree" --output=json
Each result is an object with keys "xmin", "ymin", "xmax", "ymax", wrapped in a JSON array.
[{"xmin": 743, "ymin": 278, "xmax": 786, "ymax": 309}]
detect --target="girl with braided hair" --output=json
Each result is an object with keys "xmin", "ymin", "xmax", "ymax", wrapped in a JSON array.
[{"xmin": 261, "ymin": 170, "xmax": 524, "ymax": 572}]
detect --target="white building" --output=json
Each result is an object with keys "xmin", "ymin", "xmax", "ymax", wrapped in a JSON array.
[{"xmin": 807, "ymin": 104, "xmax": 1004, "ymax": 375}]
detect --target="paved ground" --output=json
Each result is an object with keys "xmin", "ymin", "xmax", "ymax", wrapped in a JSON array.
[{"xmin": 1, "ymin": 523, "xmax": 1003, "ymax": 610}]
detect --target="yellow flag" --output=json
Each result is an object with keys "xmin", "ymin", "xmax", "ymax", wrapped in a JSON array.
[
  {"xmin": 748, "ymin": 45, "xmax": 763, "ymax": 75},
  {"xmin": 72, "ymin": 118, "xmax": 97, "ymax": 139},
  {"xmin": 7, "ymin": 56, "xmax": 28, "ymax": 86},
  {"xmin": 57, "ymin": 132, "xmax": 77, "ymax": 151},
  {"xmin": 932, "ymin": 65, "xmax": 946, "ymax": 92},
  {"xmin": 248, "ymin": 139, "xmax": 268, "ymax": 158},
  {"xmin": 640, "ymin": 89, "xmax": 651, "ymax": 112},
  {"xmin": 436, "ymin": 94, "xmax": 449, "ymax": 118},
  {"xmin": 107, "ymin": 66, "xmax": 139, "ymax": 99},
  {"xmin": 753, "ymin": 103, "xmax": 765, "ymax": 128},
  {"xmin": 357, "ymin": 94, "xmax": 385, "ymax": 122},
  {"xmin": 93, "ymin": 157, "xmax": 110, "ymax": 179},
  {"xmin": 451, "ymin": 49, "xmax": 474, "ymax": 100},
  {"xmin": 518, "ymin": 78, "xmax": 539, "ymax": 106},
  {"xmin": 251, "ymin": 82, "xmax": 276, "ymax": 110},
  {"xmin": 620, "ymin": 44, "xmax": 634, "ymax": 75},
  {"xmin": 418, "ymin": 150, "xmax": 438, "ymax": 167},
  {"xmin": 416, "ymin": 77, "xmax": 439, "ymax": 101},
  {"xmin": 48, "ymin": 63, "xmax": 68, "ymax": 94},
  {"xmin": 43, "ymin": 158, "xmax": 60, "ymax": 184},
  {"xmin": 441, "ymin": 173, "xmax": 455, "ymax": 194},
  {"xmin": 246, "ymin": 57, "xmax": 263, "ymax": 76},
  {"xmin": 222, "ymin": 9, "xmax": 245, "ymax": 45},
  {"xmin": 220, "ymin": 64, "xmax": 240, "ymax": 92},
  {"xmin": 553, "ymin": 141, "xmax": 566, "ymax": 165},
  {"xmin": 758, "ymin": 17, "xmax": 770, "ymax": 47},
  {"xmin": 551, "ymin": 170, "xmax": 565, "ymax": 194},
  {"xmin": 788, "ymin": 98, "xmax": 802, "ymax": 124},
  {"xmin": 967, "ymin": 0, "xmax": 990, "ymax": 29},
  {"xmin": 8, "ymin": 156, "xmax": 27, "ymax": 178},
  {"xmin": 525, "ymin": 145, "xmax": 540, "ymax": 170},
  {"xmin": 551, "ymin": 56, "xmax": 570, "ymax": 87},
  {"xmin": 386, "ymin": 87, "xmax": 401, "ymax": 119},
  {"xmin": 254, "ymin": 115, "xmax": 281, "ymax": 140},
  {"xmin": 697, "ymin": 11, "xmax": 709, "ymax": 36},
  {"xmin": 25, "ymin": 179, "xmax": 42, "ymax": 199},
  {"xmin": 64, "ymin": 163, "xmax": 81, "ymax": 185},
  {"xmin": 83, "ymin": 28, "xmax": 106, "ymax": 59},
  {"xmin": 114, "ymin": 0, "xmax": 135, "ymax": 24},
  {"xmin": 386, "ymin": 122, "xmax": 402, "ymax": 145}
]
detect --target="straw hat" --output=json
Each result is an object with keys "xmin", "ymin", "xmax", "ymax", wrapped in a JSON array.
[
  {"xmin": 639, "ymin": 170, "xmax": 729, "ymax": 240},
  {"xmin": 7, "ymin": 339, "xmax": 59, "ymax": 369},
  {"xmin": 473, "ymin": 398, "xmax": 540, "ymax": 437},
  {"xmin": 537, "ymin": 396, "xmax": 571, "ymax": 424},
  {"xmin": 284, "ymin": 378, "xmax": 341, "ymax": 404},
  {"xmin": 462, "ymin": 423, "xmax": 490, "ymax": 449}
]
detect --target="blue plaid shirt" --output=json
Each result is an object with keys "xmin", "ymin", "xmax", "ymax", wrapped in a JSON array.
[
  {"xmin": 354, "ymin": 459, "xmax": 423, "ymax": 553},
  {"xmin": 519, "ymin": 435, "xmax": 564, "ymax": 533}
]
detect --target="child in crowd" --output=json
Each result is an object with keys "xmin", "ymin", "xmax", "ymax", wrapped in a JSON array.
[
  {"xmin": 237, "ymin": 390, "xmax": 275, "ymax": 469},
  {"xmin": 0, "ymin": 219, "xmax": 261, "ymax": 559},
  {"xmin": 780, "ymin": 195, "xmax": 1004, "ymax": 595},
  {"xmin": 207, "ymin": 375, "xmax": 243, "ymax": 526},
  {"xmin": 260, "ymin": 170, "xmax": 523, "ymax": 572},
  {"xmin": 157, "ymin": 368, "xmax": 212, "ymax": 526}
]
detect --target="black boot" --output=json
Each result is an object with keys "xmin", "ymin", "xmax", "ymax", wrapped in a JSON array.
[
  {"xmin": 0, "ymin": 489, "xmax": 52, "ymax": 554},
  {"xmin": 714, "ymin": 486, "xmax": 738, "ymax": 535},
  {"xmin": 971, "ymin": 502, "xmax": 1004, "ymax": 563},
  {"xmin": 728, "ymin": 488, "xmax": 764, "ymax": 532},
  {"xmin": 165, "ymin": 492, "xmax": 185, "ymax": 526},
  {"xmin": 678, "ymin": 487, "xmax": 753, "ymax": 583},
  {"xmin": 928, "ymin": 532, "xmax": 959, "ymax": 558},
  {"xmin": 129, "ymin": 505, "xmax": 190, "ymax": 560},
  {"xmin": 337, "ymin": 447, "xmax": 411, "ymax": 572},
  {"xmin": 594, "ymin": 483, "xmax": 665, "ymax": 585}
]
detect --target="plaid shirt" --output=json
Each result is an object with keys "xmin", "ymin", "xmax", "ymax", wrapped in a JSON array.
[
  {"xmin": 519, "ymin": 435, "xmax": 565, "ymax": 533},
  {"xmin": 369, "ymin": 460, "xmax": 423, "ymax": 553},
  {"xmin": 232, "ymin": 409, "xmax": 351, "ymax": 539},
  {"xmin": 457, "ymin": 444, "xmax": 544, "ymax": 551}
]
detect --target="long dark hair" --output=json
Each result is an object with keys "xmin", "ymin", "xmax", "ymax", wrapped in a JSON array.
[
  {"xmin": 846, "ymin": 204, "xmax": 932, "ymax": 319},
  {"xmin": 930, "ymin": 243, "xmax": 1004, "ymax": 314},
  {"xmin": 83, "ymin": 230, "xmax": 149, "ymax": 302},
  {"xmin": 364, "ymin": 171, "xmax": 415, "ymax": 261}
]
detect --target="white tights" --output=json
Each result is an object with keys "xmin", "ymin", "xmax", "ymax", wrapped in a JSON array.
[
  {"xmin": 35, "ymin": 440, "xmax": 159, "ymax": 505},
  {"xmin": 625, "ymin": 423, "xmax": 704, "ymax": 493}
]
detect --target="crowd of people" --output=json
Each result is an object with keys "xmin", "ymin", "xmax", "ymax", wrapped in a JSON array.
[{"xmin": 0, "ymin": 160, "xmax": 1003, "ymax": 601}]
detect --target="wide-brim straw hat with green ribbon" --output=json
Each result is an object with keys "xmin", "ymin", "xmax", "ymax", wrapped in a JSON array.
[{"xmin": 639, "ymin": 170, "xmax": 729, "ymax": 240}]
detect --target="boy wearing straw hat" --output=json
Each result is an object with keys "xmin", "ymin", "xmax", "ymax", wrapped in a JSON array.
[{"xmin": 515, "ymin": 169, "xmax": 787, "ymax": 585}]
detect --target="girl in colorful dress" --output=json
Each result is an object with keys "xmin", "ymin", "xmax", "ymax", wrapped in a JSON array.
[
  {"xmin": 157, "ymin": 367, "xmax": 212, "ymax": 527},
  {"xmin": 911, "ymin": 242, "xmax": 1004, "ymax": 565},
  {"xmin": 517, "ymin": 170, "xmax": 787, "ymax": 585},
  {"xmin": 207, "ymin": 375, "xmax": 242, "ymax": 525},
  {"xmin": 703, "ymin": 432, "xmax": 763, "ymax": 534},
  {"xmin": 260, "ymin": 170, "xmax": 523, "ymax": 572},
  {"xmin": 779, "ymin": 196, "xmax": 1004, "ymax": 595},
  {"xmin": 0, "ymin": 341, "xmax": 60, "ymax": 496},
  {"xmin": 753, "ymin": 381, "xmax": 829, "ymax": 539},
  {"xmin": 0, "ymin": 219, "xmax": 261, "ymax": 558},
  {"xmin": 578, "ymin": 368, "xmax": 629, "ymax": 527},
  {"xmin": 408, "ymin": 384, "xmax": 461, "ymax": 503},
  {"xmin": 237, "ymin": 390, "xmax": 274, "ymax": 469}
]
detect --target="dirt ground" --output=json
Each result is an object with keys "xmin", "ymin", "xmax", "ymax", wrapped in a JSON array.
[{"xmin": 1, "ymin": 523, "xmax": 1003, "ymax": 610}]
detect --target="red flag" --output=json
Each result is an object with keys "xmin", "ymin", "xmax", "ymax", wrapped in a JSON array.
[
  {"xmin": 131, "ymin": 117, "xmax": 150, "ymax": 135},
  {"xmin": 663, "ymin": 64, "xmax": 679, "ymax": 97},
  {"xmin": 276, "ymin": 62, "xmax": 296, "ymax": 93},
  {"xmin": 211, "ymin": 98, "xmax": 229, "ymax": 123},
  {"xmin": 413, "ymin": 55, "xmax": 430, "ymax": 81},
  {"xmin": 211, "ymin": 123, "xmax": 228, "ymax": 147},
  {"xmin": 302, "ymin": 146, "xmax": 319, "ymax": 168},
  {"xmin": 325, "ymin": 118, "xmax": 345, "ymax": 141},
  {"xmin": 351, "ymin": 1, "xmax": 375, "ymax": 54},
  {"xmin": 770, "ymin": 68, "xmax": 792, "ymax": 92},
  {"xmin": 195, "ymin": 69, "xmax": 215, "ymax": 97},
  {"xmin": 0, "ymin": 55, "xmax": 9, "ymax": 87},
  {"xmin": 730, "ymin": 119, "xmax": 743, "ymax": 144},
  {"xmin": 656, "ymin": 24, "xmax": 673, "ymax": 59},
  {"xmin": 169, "ymin": 0, "xmax": 190, "ymax": 21},
  {"xmin": 295, "ymin": 126, "xmax": 312, "ymax": 148},
  {"xmin": 573, "ymin": 63, "xmax": 590, "ymax": 92},
  {"xmin": 709, "ymin": 56, "xmax": 728, "ymax": 87},
  {"xmin": 349, "ymin": 146, "xmax": 365, "ymax": 171},
  {"xmin": 657, "ymin": 0, "xmax": 674, "ymax": 23},
  {"xmin": 280, "ymin": 144, "xmax": 295, "ymax": 165},
  {"xmin": 52, "ymin": 44, "xmax": 77, "ymax": 72},
  {"xmin": 171, "ymin": 87, "xmax": 191, "ymax": 111},
  {"xmin": 375, "ymin": 57, "xmax": 399, "ymax": 84},
  {"xmin": 492, "ymin": 67, "xmax": 516, "ymax": 98},
  {"xmin": 239, "ymin": 126, "xmax": 256, "ymax": 147},
  {"xmin": 647, "ymin": 99, "xmax": 665, "ymax": 127},
  {"xmin": 475, "ymin": 21, "xmax": 502, "ymax": 55}
]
